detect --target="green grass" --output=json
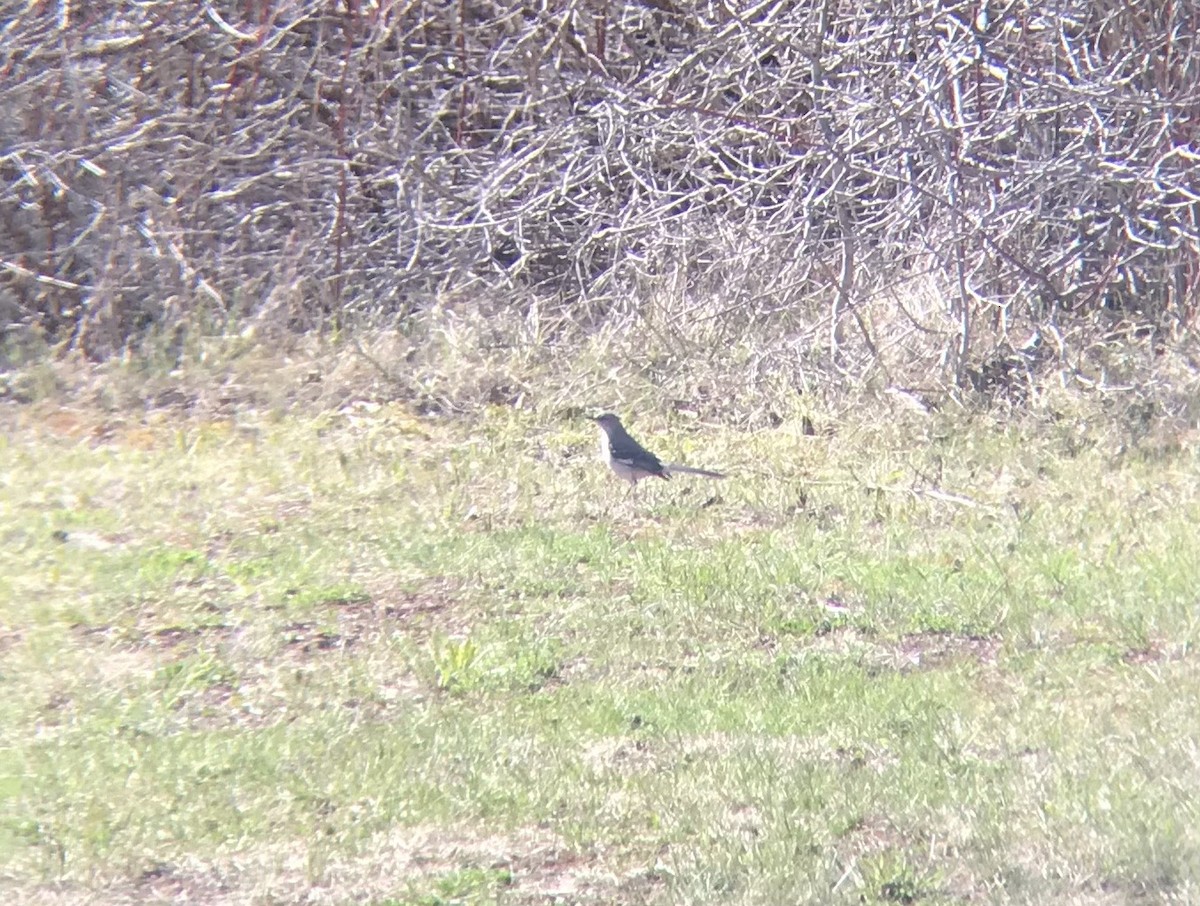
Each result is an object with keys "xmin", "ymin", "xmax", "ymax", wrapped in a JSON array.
[{"xmin": 1, "ymin": 393, "xmax": 1199, "ymax": 904}]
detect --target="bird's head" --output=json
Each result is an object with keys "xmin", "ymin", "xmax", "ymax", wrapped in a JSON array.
[{"xmin": 591, "ymin": 413, "xmax": 623, "ymax": 433}]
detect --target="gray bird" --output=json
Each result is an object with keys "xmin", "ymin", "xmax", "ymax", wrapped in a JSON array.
[{"xmin": 592, "ymin": 413, "xmax": 726, "ymax": 489}]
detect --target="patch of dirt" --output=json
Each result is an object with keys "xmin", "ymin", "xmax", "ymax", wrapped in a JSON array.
[
  {"xmin": 0, "ymin": 628, "xmax": 23, "ymax": 655},
  {"xmin": 13, "ymin": 403, "xmax": 180, "ymax": 451},
  {"xmin": 68, "ymin": 619, "xmax": 247, "ymax": 686},
  {"xmin": 1121, "ymin": 641, "xmax": 1186, "ymax": 665},
  {"xmin": 149, "ymin": 623, "xmax": 236, "ymax": 650},
  {"xmin": 175, "ymin": 681, "xmax": 244, "ymax": 723},
  {"xmin": 271, "ymin": 580, "xmax": 465, "ymax": 663},
  {"xmin": 775, "ymin": 625, "xmax": 1002, "ymax": 675},
  {"xmin": 65, "ymin": 624, "xmax": 161, "ymax": 678},
  {"xmin": 34, "ymin": 407, "xmax": 96, "ymax": 439},
  {"xmin": 282, "ymin": 622, "xmax": 352, "ymax": 654},
  {"xmin": 50, "ymin": 529, "xmax": 130, "ymax": 550},
  {"xmin": 718, "ymin": 803, "xmax": 764, "ymax": 844},
  {"xmin": 271, "ymin": 497, "xmax": 313, "ymax": 524},
  {"xmin": 131, "ymin": 861, "xmax": 232, "ymax": 903},
  {"xmin": 531, "ymin": 835, "xmax": 669, "ymax": 900},
  {"xmin": 12, "ymin": 823, "xmax": 644, "ymax": 906},
  {"xmin": 378, "ymin": 586, "xmax": 458, "ymax": 624},
  {"xmin": 681, "ymin": 732, "xmax": 898, "ymax": 774},
  {"xmin": 891, "ymin": 632, "xmax": 1002, "ymax": 670},
  {"xmin": 335, "ymin": 577, "xmax": 469, "ymax": 639},
  {"xmin": 156, "ymin": 582, "xmax": 467, "ymax": 725},
  {"xmin": 63, "ymin": 584, "xmax": 460, "ymax": 729},
  {"xmin": 837, "ymin": 813, "xmax": 908, "ymax": 858},
  {"xmin": 583, "ymin": 738, "xmax": 658, "ymax": 774}
]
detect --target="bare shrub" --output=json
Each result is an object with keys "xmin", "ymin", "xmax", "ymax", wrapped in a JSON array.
[{"xmin": 2, "ymin": 0, "xmax": 1197, "ymax": 389}]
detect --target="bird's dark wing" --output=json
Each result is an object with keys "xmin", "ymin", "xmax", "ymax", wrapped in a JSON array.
[{"xmin": 608, "ymin": 435, "xmax": 668, "ymax": 477}]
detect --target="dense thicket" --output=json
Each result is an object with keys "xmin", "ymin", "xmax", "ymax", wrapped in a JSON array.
[{"xmin": 2, "ymin": 1, "xmax": 1198, "ymax": 378}]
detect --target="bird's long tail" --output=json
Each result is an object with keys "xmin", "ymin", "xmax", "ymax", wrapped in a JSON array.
[{"xmin": 663, "ymin": 463, "xmax": 726, "ymax": 479}]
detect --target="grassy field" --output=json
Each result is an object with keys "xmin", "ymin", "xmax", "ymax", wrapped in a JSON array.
[{"xmin": 2, "ymin": 369, "xmax": 1199, "ymax": 904}]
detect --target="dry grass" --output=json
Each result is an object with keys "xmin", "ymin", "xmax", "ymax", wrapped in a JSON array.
[{"xmin": 2, "ymin": 333, "xmax": 1200, "ymax": 905}]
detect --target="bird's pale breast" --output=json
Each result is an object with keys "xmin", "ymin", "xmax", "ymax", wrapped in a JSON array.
[{"xmin": 597, "ymin": 427, "xmax": 612, "ymax": 464}]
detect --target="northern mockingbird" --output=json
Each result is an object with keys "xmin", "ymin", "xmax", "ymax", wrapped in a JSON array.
[{"xmin": 592, "ymin": 413, "xmax": 726, "ymax": 489}]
